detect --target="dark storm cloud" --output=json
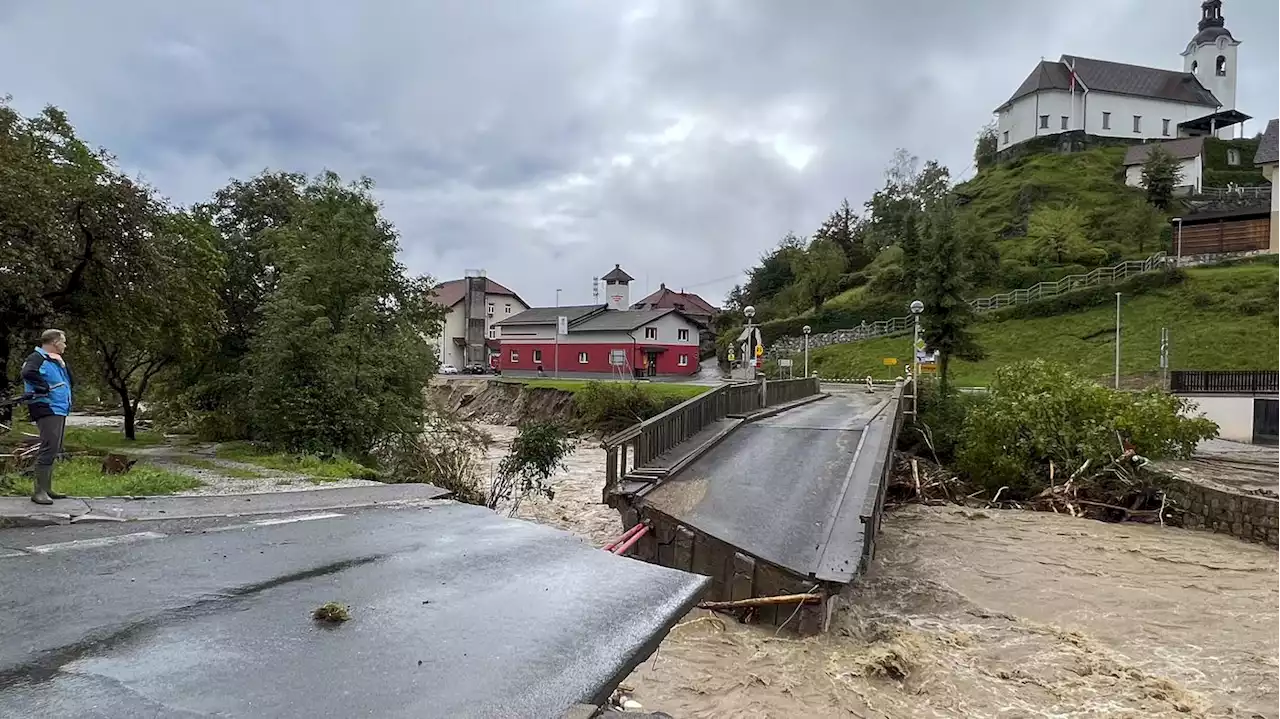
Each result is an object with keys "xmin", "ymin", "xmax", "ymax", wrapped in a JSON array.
[{"xmin": 1, "ymin": 0, "xmax": 1275, "ymax": 306}]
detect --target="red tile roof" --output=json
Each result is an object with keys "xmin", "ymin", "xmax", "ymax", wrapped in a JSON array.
[
  {"xmin": 631, "ymin": 284, "xmax": 718, "ymax": 316},
  {"xmin": 431, "ymin": 277, "xmax": 527, "ymax": 309}
]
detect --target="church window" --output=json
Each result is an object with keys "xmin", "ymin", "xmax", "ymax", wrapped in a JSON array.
[
  {"xmin": 1038, "ymin": 115, "xmax": 1049, "ymax": 130},
  {"xmin": 1132, "ymin": 115, "xmax": 1142, "ymax": 133},
  {"xmin": 1060, "ymin": 116, "xmax": 1068, "ymax": 130},
  {"xmin": 1191, "ymin": 60, "xmax": 1198, "ymax": 75},
  {"xmin": 1162, "ymin": 119, "xmax": 1171, "ymax": 136},
  {"xmin": 1215, "ymin": 55, "xmax": 1226, "ymax": 76},
  {"xmin": 1227, "ymin": 148, "xmax": 1241, "ymax": 166},
  {"xmin": 1102, "ymin": 112, "xmax": 1111, "ymax": 130}
]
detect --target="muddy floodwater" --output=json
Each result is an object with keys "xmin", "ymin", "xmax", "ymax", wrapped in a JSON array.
[{"xmin": 479, "ymin": 424, "xmax": 1279, "ymax": 718}]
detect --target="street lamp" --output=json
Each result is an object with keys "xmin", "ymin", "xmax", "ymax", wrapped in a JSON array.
[
  {"xmin": 908, "ymin": 300, "xmax": 924, "ymax": 417},
  {"xmin": 802, "ymin": 325, "xmax": 811, "ymax": 378},
  {"xmin": 1171, "ymin": 217, "xmax": 1183, "ymax": 264},
  {"xmin": 1114, "ymin": 292, "xmax": 1122, "ymax": 389}
]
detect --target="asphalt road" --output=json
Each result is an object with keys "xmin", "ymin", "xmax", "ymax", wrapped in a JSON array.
[
  {"xmin": 644, "ymin": 389, "xmax": 892, "ymax": 579},
  {"xmin": 0, "ymin": 503, "xmax": 707, "ymax": 718}
]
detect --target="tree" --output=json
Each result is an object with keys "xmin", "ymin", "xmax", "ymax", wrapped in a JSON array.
[
  {"xmin": 918, "ymin": 197, "xmax": 982, "ymax": 390},
  {"xmin": 813, "ymin": 199, "xmax": 870, "ymax": 272},
  {"xmin": 974, "ymin": 122, "xmax": 999, "ymax": 172},
  {"xmin": 742, "ymin": 234, "xmax": 804, "ymax": 307},
  {"xmin": 864, "ymin": 152, "xmax": 951, "ymax": 254},
  {"xmin": 1140, "ymin": 145, "xmax": 1182, "ymax": 210},
  {"xmin": 1027, "ymin": 205, "xmax": 1092, "ymax": 265},
  {"xmin": 488, "ymin": 421, "xmax": 575, "ymax": 516},
  {"xmin": 243, "ymin": 172, "xmax": 446, "ymax": 455},
  {"xmin": 76, "ymin": 210, "xmax": 224, "ymax": 438},
  {"xmin": 796, "ymin": 237, "xmax": 846, "ymax": 311}
]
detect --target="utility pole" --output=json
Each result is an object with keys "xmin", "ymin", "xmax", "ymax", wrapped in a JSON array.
[
  {"xmin": 908, "ymin": 300, "xmax": 923, "ymax": 418},
  {"xmin": 555, "ymin": 289, "xmax": 563, "ymax": 379},
  {"xmin": 1159, "ymin": 327, "xmax": 1170, "ymax": 389},
  {"xmin": 1114, "ymin": 292, "xmax": 1122, "ymax": 389},
  {"xmin": 802, "ymin": 325, "xmax": 811, "ymax": 378}
]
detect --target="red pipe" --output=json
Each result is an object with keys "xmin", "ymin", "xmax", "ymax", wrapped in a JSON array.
[
  {"xmin": 602, "ymin": 522, "xmax": 646, "ymax": 552},
  {"xmin": 611, "ymin": 524, "xmax": 651, "ymax": 556}
]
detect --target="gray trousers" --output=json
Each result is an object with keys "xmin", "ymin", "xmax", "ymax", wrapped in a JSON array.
[{"xmin": 35, "ymin": 415, "xmax": 66, "ymax": 468}]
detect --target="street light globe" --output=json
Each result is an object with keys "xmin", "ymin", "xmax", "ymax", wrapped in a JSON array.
[
  {"xmin": 802, "ymin": 325, "xmax": 811, "ymax": 335},
  {"xmin": 743, "ymin": 305, "xmax": 756, "ymax": 319},
  {"xmin": 909, "ymin": 300, "xmax": 924, "ymax": 315}
]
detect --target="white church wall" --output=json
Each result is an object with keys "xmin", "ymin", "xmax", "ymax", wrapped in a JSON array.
[{"xmin": 999, "ymin": 88, "xmax": 1220, "ymax": 149}]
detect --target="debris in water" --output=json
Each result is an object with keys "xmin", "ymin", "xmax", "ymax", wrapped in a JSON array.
[{"xmin": 312, "ymin": 602, "xmax": 351, "ymax": 623}]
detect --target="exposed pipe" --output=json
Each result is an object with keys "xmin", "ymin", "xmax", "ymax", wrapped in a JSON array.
[
  {"xmin": 611, "ymin": 524, "xmax": 651, "ymax": 555},
  {"xmin": 602, "ymin": 522, "xmax": 646, "ymax": 552}
]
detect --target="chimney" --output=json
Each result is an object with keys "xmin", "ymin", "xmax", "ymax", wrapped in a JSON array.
[{"xmin": 601, "ymin": 264, "xmax": 634, "ymax": 311}]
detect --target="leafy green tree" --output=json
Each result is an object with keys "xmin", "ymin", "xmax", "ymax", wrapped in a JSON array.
[
  {"xmin": 742, "ymin": 234, "xmax": 804, "ymax": 307},
  {"xmin": 78, "ymin": 210, "xmax": 224, "ymax": 438},
  {"xmin": 813, "ymin": 199, "xmax": 870, "ymax": 272},
  {"xmin": 1027, "ymin": 205, "xmax": 1092, "ymax": 265},
  {"xmin": 243, "ymin": 172, "xmax": 445, "ymax": 455},
  {"xmin": 918, "ymin": 196, "xmax": 981, "ymax": 390},
  {"xmin": 797, "ymin": 237, "xmax": 846, "ymax": 311},
  {"xmin": 957, "ymin": 360, "xmax": 1217, "ymax": 498},
  {"xmin": 974, "ymin": 122, "xmax": 999, "ymax": 172},
  {"xmin": 1140, "ymin": 145, "xmax": 1182, "ymax": 210}
]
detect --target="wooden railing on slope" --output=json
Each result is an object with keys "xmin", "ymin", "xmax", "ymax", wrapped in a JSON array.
[{"xmin": 602, "ymin": 377, "xmax": 822, "ymax": 493}]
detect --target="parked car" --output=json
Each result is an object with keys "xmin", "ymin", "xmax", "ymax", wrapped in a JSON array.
[
  {"xmin": 463, "ymin": 363, "xmax": 488, "ymax": 375},
  {"xmin": 440, "ymin": 364, "xmax": 459, "ymax": 375}
]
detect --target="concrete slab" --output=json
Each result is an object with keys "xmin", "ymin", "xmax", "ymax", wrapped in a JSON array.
[
  {"xmin": 0, "ymin": 502, "xmax": 708, "ymax": 718},
  {"xmin": 643, "ymin": 390, "xmax": 892, "ymax": 582}
]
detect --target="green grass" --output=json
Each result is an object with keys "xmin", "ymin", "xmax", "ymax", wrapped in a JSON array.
[
  {"xmin": 214, "ymin": 442, "xmax": 378, "ymax": 479},
  {"xmin": 1, "ymin": 425, "xmax": 165, "ymax": 454},
  {"xmin": 515, "ymin": 379, "xmax": 709, "ymax": 402},
  {"xmin": 803, "ymin": 262, "xmax": 1279, "ymax": 386},
  {"xmin": 168, "ymin": 456, "xmax": 263, "ymax": 480},
  {"xmin": 0, "ymin": 457, "xmax": 202, "ymax": 497}
]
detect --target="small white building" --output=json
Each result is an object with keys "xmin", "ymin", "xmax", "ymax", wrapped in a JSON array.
[
  {"xmin": 1122, "ymin": 137, "xmax": 1204, "ymax": 195},
  {"xmin": 429, "ymin": 274, "xmax": 529, "ymax": 369},
  {"xmin": 1255, "ymin": 118, "xmax": 1279, "ymax": 250},
  {"xmin": 996, "ymin": 0, "xmax": 1248, "ymax": 150}
]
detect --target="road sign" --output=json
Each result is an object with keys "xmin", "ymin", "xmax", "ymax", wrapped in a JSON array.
[
  {"xmin": 779, "ymin": 359, "xmax": 793, "ymax": 368},
  {"xmin": 609, "ymin": 349, "xmax": 627, "ymax": 366},
  {"xmin": 556, "ymin": 316, "xmax": 568, "ymax": 336},
  {"xmin": 727, "ymin": 352, "xmax": 736, "ymax": 362},
  {"xmin": 914, "ymin": 338, "xmax": 926, "ymax": 352},
  {"xmin": 882, "ymin": 357, "xmax": 898, "ymax": 366},
  {"xmin": 754, "ymin": 344, "xmax": 764, "ymax": 357},
  {"xmin": 920, "ymin": 363, "xmax": 939, "ymax": 373}
]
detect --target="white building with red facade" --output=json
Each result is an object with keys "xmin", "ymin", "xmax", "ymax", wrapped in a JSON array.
[{"xmin": 494, "ymin": 265, "xmax": 703, "ymax": 378}]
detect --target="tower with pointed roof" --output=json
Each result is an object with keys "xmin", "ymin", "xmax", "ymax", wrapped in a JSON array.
[
  {"xmin": 1182, "ymin": 0, "xmax": 1240, "ymax": 132},
  {"xmin": 601, "ymin": 264, "xmax": 634, "ymax": 311}
]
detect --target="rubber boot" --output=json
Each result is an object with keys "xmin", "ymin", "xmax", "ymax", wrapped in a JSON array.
[{"xmin": 30, "ymin": 465, "xmax": 53, "ymax": 505}]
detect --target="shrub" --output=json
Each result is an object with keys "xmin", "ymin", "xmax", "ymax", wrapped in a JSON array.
[
  {"xmin": 574, "ymin": 382, "xmax": 662, "ymax": 435},
  {"xmin": 990, "ymin": 268, "xmax": 1184, "ymax": 321},
  {"xmin": 488, "ymin": 421, "xmax": 575, "ymax": 516},
  {"xmin": 898, "ymin": 381, "xmax": 985, "ymax": 464},
  {"xmin": 373, "ymin": 402, "xmax": 491, "ymax": 504},
  {"xmin": 955, "ymin": 360, "xmax": 1217, "ymax": 498}
]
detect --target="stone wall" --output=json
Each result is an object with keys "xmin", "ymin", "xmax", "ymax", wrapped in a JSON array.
[
  {"xmin": 1165, "ymin": 476, "xmax": 1278, "ymax": 547},
  {"xmin": 767, "ymin": 324, "xmax": 903, "ymax": 359}
]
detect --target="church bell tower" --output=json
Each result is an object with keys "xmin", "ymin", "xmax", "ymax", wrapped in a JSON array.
[{"xmin": 1181, "ymin": 0, "xmax": 1240, "ymax": 136}]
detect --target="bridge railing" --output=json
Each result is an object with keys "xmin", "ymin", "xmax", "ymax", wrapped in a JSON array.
[{"xmin": 602, "ymin": 378, "xmax": 822, "ymax": 492}]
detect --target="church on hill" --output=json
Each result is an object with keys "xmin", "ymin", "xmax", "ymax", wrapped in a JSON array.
[{"xmin": 995, "ymin": 0, "xmax": 1249, "ymax": 150}]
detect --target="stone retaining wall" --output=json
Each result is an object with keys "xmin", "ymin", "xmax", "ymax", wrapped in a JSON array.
[{"xmin": 1166, "ymin": 476, "xmax": 1278, "ymax": 547}]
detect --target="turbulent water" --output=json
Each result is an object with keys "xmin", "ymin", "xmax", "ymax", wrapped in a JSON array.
[{"xmin": 479, "ymin": 423, "xmax": 1279, "ymax": 718}]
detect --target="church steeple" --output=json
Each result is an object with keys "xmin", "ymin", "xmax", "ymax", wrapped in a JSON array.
[
  {"xmin": 1181, "ymin": 0, "xmax": 1240, "ymax": 128},
  {"xmin": 1197, "ymin": 0, "xmax": 1225, "ymax": 32}
]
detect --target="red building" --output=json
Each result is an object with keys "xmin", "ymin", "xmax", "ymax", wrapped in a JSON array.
[{"xmin": 494, "ymin": 266, "xmax": 703, "ymax": 378}]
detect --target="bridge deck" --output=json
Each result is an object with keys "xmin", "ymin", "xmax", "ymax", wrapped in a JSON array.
[{"xmin": 642, "ymin": 387, "xmax": 895, "ymax": 583}]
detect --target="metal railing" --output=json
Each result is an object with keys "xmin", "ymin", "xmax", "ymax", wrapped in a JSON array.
[
  {"xmin": 1198, "ymin": 186, "xmax": 1272, "ymax": 201},
  {"xmin": 602, "ymin": 378, "xmax": 822, "ymax": 491},
  {"xmin": 770, "ymin": 252, "xmax": 1172, "ymax": 355},
  {"xmin": 1170, "ymin": 370, "xmax": 1278, "ymax": 395}
]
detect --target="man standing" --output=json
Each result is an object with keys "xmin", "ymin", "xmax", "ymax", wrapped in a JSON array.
[{"xmin": 21, "ymin": 329, "xmax": 73, "ymax": 505}]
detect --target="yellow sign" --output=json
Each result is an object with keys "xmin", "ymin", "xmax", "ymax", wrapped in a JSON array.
[
  {"xmin": 754, "ymin": 345, "xmax": 764, "ymax": 357},
  {"xmin": 882, "ymin": 357, "xmax": 898, "ymax": 366},
  {"xmin": 727, "ymin": 352, "xmax": 736, "ymax": 362},
  {"xmin": 920, "ymin": 363, "xmax": 939, "ymax": 373}
]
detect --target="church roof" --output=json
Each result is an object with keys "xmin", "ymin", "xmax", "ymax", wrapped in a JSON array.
[
  {"xmin": 1255, "ymin": 119, "xmax": 1279, "ymax": 166},
  {"xmin": 998, "ymin": 55, "xmax": 1219, "ymax": 111}
]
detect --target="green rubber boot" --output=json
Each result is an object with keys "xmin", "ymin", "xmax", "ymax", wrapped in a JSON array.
[{"xmin": 30, "ymin": 465, "xmax": 53, "ymax": 505}]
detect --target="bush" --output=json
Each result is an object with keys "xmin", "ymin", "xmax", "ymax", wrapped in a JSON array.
[
  {"xmin": 373, "ymin": 402, "xmax": 491, "ymax": 504},
  {"xmin": 898, "ymin": 382, "xmax": 985, "ymax": 464},
  {"xmin": 575, "ymin": 382, "xmax": 664, "ymax": 435},
  {"xmin": 488, "ymin": 421, "xmax": 575, "ymax": 516},
  {"xmin": 955, "ymin": 360, "xmax": 1217, "ymax": 498}
]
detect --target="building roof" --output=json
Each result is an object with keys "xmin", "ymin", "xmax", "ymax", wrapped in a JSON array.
[
  {"xmin": 431, "ymin": 277, "xmax": 527, "ymax": 309},
  {"xmin": 1187, "ymin": 0, "xmax": 1235, "ymax": 48},
  {"xmin": 571, "ymin": 308, "xmax": 687, "ymax": 333},
  {"xmin": 494, "ymin": 304, "xmax": 606, "ymax": 327},
  {"xmin": 631, "ymin": 284, "xmax": 718, "ymax": 316},
  {"xmin": 601, "ymin": 264, "xmax": 634, "ymax": 283},
  {"xmin": 999, "ymin": 55, "xmax": 1219, "ymax": 111},
  {"xmin": 1122, "ymin": 137, "xmax": 1205, "ymax": 166},
  {"xmin": 1255, "ymin": 119, "xmax": 1279, "ymax": 165}
]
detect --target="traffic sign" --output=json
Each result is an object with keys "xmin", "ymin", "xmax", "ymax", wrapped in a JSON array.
[
  {"xmin": 882, "ymin": 357, "xmax": 898, "ymax": 366},
  {"xmin": 727, "ymin": 352, "xmax": 736, "ymax": 362},
  {"xmin": 754, "ymin": 344, "xmax": 764, "ymax": 357},
  {"xmin": 920, "ymin": 363, "xmax": 939, "ymax": 373},
  {"xmin": 779, "ymin": 359, "xmax": 793, "ymax": 368},
  {"xmin": 914, "ymin": 338, "xmax": 926, "ymax": 352}
]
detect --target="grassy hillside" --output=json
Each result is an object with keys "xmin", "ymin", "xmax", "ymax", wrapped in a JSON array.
[{"xmin": 799, "ymin": 260, "xmax": 1278, "ymax": 386}]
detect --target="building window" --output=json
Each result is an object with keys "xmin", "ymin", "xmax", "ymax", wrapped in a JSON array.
[
  {"xmin": 1060, "ymin": 116, "xmax": 1068, "ymax": 130},
  {"xmin": 488, "ymin": 327, "xmax": 496, "ymax": 339},
  {"xmin": 487, "ymin": 303, "xmax": 494, "ymax": 316},
  {"xmin": 678, "ymin": 354, "xmax": 689, "ymax": 367},
  {"xmin": 677, "ymin": 329, "xmax": 689, "ymax": 341},
  {"xmin": 509, "ymin": 349, "xmax": 519, "ymax": 363},
  {"xmin": 578, "ymin": 351, "xmax": 589, "ymax": 364},
  {"xmin": 1162, "ymin": 119, "xmax": 1171, "ymax": 136},
  {"xmin": 1227, "ymin": 148, "xmax": 1241, "ymax": 166},
  {"xmin": 644, "ymin": 327, "xmax": 657, "ymax": 340},
  {"xmin": 1132, "ymin": 115, "xmax": 1142, "ymax": 133},
  {"xmin": 1002, "ymin": 130, "xmax": 1009, "ymax": 145},
  {"xmin": 1191, "ymin": 60, "xmax": 1198, "ymax": 75},
  {"xmin": 504, "ymin": 304, "xmax": 512, "ymax": 314},
  {"xmin": 532, "ymin": 349, "xmax": 542, "ymax": 363},
  {"xmin": 1038, "ymin": 115, "xmax": 1049, "ymax": 130},
  {"xmin": 1215, "ymin": 55, "xmax": 1226, "ymax": 76},
  {"xmin": 1102, "ymin": 111, "xmax": 1111, "ymax": 130}
]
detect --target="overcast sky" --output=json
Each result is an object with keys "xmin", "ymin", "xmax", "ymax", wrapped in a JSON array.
[{"xmin": 2, "ymin": 1, "xmax": 1276, "ymax": 308}]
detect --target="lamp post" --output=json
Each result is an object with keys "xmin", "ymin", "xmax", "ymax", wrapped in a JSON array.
[
  {"xmin": 1171, "ymin": 217, "xmax": 1183, "ymax": 264},
  {"xmin": 909, "ymin": 300, "xmax": 924, "ymax": 380},
  {"xmin": 802, "ymin": 325, "xmax": 811, "ymax": 378},
  {"xmin": 1114, "ymin": 292, "xmax": 1122, "ymax": 389},
  {"xmin": 554, "ymin": 288, "xmax": 563, "ymax": 379}
]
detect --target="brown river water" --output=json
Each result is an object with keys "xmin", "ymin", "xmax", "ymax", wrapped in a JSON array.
[{"xmin": 482, "ymin": 424, "xmax": 1279, "ymax": 719}]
